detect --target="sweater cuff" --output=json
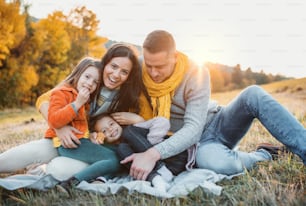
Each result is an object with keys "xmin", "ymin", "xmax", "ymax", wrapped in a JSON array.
[{"xmin": 71, "ymin": 103, "xmax": 78, "ymax": 115}]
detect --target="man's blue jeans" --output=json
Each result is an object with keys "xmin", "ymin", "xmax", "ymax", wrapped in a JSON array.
[
  {"xmin": 196, "ymin": 85, "xmax": 306, "ymax": 175},
  {"xmin": 58, "ymin": 138, "xmax": 120, "ymax": 181}
]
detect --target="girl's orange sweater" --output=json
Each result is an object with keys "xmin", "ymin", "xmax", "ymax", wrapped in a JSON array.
[{"xmin": 45, "ymin": 85, "xmax": 88, "ymax": 146}]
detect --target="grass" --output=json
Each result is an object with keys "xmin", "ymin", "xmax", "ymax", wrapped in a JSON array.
[{"xmin": 0, "ymin": 79, "xmax": 305, "ymax": 205}]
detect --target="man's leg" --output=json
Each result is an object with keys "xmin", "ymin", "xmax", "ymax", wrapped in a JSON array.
[{"xmin": 197, "ymin": 85, "xmax": 306, "ymax": 174}]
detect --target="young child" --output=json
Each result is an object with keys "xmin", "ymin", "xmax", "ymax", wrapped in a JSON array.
[
  {"xmin": 90, "ymin": 113, "xmax": 188, "ymax": 192},
  {"xmin": 46, "ymin": 57, "xmax": 121, "ymax": 193}
]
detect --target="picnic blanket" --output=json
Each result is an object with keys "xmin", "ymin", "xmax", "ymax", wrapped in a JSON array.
[{"xmin": 0, "ymin": 169, "xmax": 240, "ymax": 198}]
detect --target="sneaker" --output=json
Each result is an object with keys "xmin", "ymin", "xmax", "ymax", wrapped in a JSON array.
[
  {"xmin": 256, "ymin": 143, "xmax": 288, "ymax": 160},
  {"xmin": 157, "ymin": 165, "xmax": 173, "ymax": 182},
  {"xmin": 151, "ymin": 175, "xmax": 170, "ymax": 193},
  {"xmin": 56, "ymin": 177, "xmax": 80, "ymax": 196},
  {"xmin": 90, "ymin": 176, "xmax": 107, "ymax": 184}
]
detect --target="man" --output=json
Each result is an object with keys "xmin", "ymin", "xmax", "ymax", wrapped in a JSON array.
[{"xmin": 119, "ymin": 30, "xmax": 306, "ymax": 179}]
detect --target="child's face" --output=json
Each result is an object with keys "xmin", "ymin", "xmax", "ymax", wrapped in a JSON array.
[
  {"xmin": 77, "ymin": 66, "xmax": 100, "ymax": 94},
  {"xmin": 95, "ymin": 116, "xmax": 122, "ymax": 143}
]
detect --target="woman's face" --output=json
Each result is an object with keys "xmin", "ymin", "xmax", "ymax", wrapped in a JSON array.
[{"xmin": 103, "ymin": 57, "xmax": 132, "ymax": 90}]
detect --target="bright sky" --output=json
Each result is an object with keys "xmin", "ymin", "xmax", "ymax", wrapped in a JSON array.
[{"xmin": 26, "ymin": 0, "xmax": 306, "ymax": 78}]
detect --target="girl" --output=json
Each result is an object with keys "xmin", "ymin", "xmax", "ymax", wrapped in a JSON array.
[{"xmin": 45, "ymin": 57, "xmax": 121, "ymax": 192}]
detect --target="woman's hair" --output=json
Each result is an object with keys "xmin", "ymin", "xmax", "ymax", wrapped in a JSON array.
[
  {"xmin": 63, "ymin": 57, "xmax": 103, "ymax": 102},
  {"xmin": 101, "ymin": 43, "xmax": 145, "ymax": 113}
]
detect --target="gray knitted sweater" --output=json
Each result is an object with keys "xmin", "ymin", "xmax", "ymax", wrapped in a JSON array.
[{"xmin": 154, "ymin": 60, "xmax": 218, "ymax": 160}]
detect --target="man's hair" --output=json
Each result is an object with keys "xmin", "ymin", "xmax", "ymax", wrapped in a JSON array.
[{"xmin": 143, "ymin": 30, "xmax": 176, "ymax": 53}]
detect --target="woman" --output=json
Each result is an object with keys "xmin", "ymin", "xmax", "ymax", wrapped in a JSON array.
[{"xmin": 0, "ymin": 43, "xmax": 149, "ymax": 180}]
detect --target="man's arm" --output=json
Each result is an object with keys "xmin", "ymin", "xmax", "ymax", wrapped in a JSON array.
[{"xmin": 123, "ymin": 63, "xmax": 211, "ymax": 180}]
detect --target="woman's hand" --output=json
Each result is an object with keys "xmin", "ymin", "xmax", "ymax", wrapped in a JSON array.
[
  {"xmin": 55, "ymin": 126, "xmax": 82, "ymax": 148},
  {"xmin": 111, "ymin": 112, "xmax": 144, "ymax": 125}
]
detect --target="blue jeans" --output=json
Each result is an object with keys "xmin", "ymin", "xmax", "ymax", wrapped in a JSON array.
[
  {"xmin": 58, "ymin": 138, "xmax": 120, "ymax": 181},
  {"xmin": 196, "ymin": 85, "xmax": 306, "ymax": 175}
]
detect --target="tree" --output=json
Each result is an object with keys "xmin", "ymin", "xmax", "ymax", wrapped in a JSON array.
[
  {"xmin": 231, "ymin": 64, "xmax": 243, "ymax": 88},
  {"xmin": 0, "ymin": 0, "xmax": 26, "ymax": 66},
  {"xmin": 29, "ymin": 12, "xmax": 71, "ymax": 95},
  {"xmin": 209, "ymin": 67, "xmax": 225, "ymax": 92}
]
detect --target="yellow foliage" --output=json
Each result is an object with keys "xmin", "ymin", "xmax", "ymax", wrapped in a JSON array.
[{"xmin": 0, "ymin": 0, "xmax": 26, "ymax": 66}]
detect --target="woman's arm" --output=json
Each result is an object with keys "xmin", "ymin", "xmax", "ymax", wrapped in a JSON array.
[{"xmin": 111, "ymin": 112, "xmax": 145, "ymax": 125}]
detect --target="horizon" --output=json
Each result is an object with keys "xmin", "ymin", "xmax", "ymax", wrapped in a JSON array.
[{"xmin": 25, "ymin": 0, "xmax": 306, "ymax": 78}]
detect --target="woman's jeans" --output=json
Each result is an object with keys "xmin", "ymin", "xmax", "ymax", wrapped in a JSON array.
[
  {"xmin": 196, "ymin": 85, "xmax": 306, "ymax": 175},
  {"xmin": 117, "ymin": 126, "xmax": 188, "ymax": 182},
  {"xmin": 58, "ymin": 138, "xmax": 120, "ymax": 181}
]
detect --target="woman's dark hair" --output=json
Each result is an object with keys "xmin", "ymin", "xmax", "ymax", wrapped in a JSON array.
[
  {"xmin": 101, "ymin": 43, "xmax": 145, "ymax": 113},
  {"xmin": 63, "ymin": 57, "xmax": 102, "ymax": 102}
]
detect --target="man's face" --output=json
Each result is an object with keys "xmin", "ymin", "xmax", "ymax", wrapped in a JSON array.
[{"xmin": 143, "ymin": 49, "xmax": 177, "ymax": 83}]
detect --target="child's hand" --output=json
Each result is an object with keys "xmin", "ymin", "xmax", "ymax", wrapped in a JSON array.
[
  {"xmin": 89, "ymin": 132, "xmax": 105, "ymax": 144},
  {"xmin": 76, "ymin": 88, "xmax": 90, "ymax": 106}
]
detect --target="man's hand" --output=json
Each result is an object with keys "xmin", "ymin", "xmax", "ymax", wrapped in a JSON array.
[
  {"xmin": 120, "ymin": 147, "xmax": 161, "ymax": 180},
  {"xmin": 55, "ymin": 126, "xmax": 83, "ymax": 148}
]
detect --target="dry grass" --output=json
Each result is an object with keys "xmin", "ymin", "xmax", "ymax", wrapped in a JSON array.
[{"xmin": 0, "ymin": 79, "xmax": 305, "ymax": 205}]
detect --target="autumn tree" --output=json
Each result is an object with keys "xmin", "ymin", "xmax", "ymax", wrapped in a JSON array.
[
  {"xmin": 209, "ymin": 67, "xmax": 225, "ymax": 92},
  {"xmin": 0, "ymin": 0, "xmax": 26, "ymax": 66}
]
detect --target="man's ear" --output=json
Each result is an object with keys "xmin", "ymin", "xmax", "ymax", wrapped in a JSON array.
[{"xmin": 173, "ymin": 51, "xmax": 178, "ymax": 64}]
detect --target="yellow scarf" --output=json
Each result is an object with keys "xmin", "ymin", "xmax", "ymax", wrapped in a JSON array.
[{"xmin": 143, "ymin": 52, "xmax": 189, "ymax": 119}]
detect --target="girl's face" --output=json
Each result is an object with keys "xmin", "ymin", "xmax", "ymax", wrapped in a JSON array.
[
  {"xmin": 95, "ymin": 116, "xmax": 122, "ymax": 143},
  {"xmin": 103, "ymin": 57, "xmax": 132, "ymax": 90},
  {"xmin": 77, "ymin": 66, "xmax": 100, "ymax": 94}
]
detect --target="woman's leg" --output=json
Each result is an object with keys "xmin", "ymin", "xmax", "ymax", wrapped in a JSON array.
[
  {"xmin": 46, "ymin": 157, "xmax": 88, "ymax": 181},
  {"xmin": 58, "ymin": 139, "xmax": 120, "ymax": 181},
  {"xmin": 0, "ymin": 139, "xmax": 58, "ymax": 172}
]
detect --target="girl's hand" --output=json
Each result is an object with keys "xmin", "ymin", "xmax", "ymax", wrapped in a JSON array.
[
  {"xmin": 111, "ymin": 112, "xmax": 144, "ymax": 125},
  {"xmin": 75, "ymin": 88, "xmax": 90, "ymax": 108},
  {"xmin": 89, "ymin": 132, "xmax": 105, "ymax": 144}
]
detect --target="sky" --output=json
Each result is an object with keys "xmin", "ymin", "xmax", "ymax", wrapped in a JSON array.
[{"xmin": 25, "ymin": 0, "xmax": 306, "ymax": 78}]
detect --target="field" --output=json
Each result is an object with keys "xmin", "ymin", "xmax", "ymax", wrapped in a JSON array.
[{"xmin": 0, "ymin": 78, "xmax": 305, "ymax": 205}]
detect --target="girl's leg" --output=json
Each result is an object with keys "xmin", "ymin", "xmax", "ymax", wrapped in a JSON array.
[
  {"xmin": 58, "ymin": 139, "xmax": 120, "ymax": 181},
  {"xmin": 117, "ymin": 142, "xmax": 161, "ymax": 182},
  {"xmin": 163, "ymin": 150, "xmax": 188, "ymax": 175},
  {"xmin": 121, "ymin": 125, "xmax": 165, "ymax": 169}
]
